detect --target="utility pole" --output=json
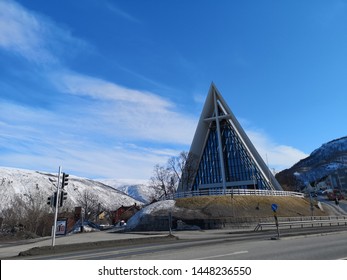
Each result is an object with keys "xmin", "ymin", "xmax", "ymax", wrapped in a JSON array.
[
  {"xmin": 168, "ymin": 211, "xmax": 172, "ymax": 235},
  {"xmin": 52, "ymin": 166, "xmax": 62, "ymax": 247}
]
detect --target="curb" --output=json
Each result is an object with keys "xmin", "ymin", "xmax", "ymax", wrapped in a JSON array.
[{"xmin": 18, "ymin": 234, "xmax": 178, "ymax": 257}]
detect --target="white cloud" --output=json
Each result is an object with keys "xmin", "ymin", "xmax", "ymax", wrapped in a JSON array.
[
  {"xmin": 56, "ymin": 72, "xmax": 172, "ymax": 109},
  {"xmin": 247, "ymin": 130, "xmax": 308, "ymax": 172},
  {"xmin": 0, "ymin": 0, "xmax": 53, "ymax": 62},
  {"xmin": 0, "ymin": 144, "xmax": 166, "ymax": 180},
  {"xmin": 0, "ymin": 0, "xmax": 87, "ymax": 64},
  {"xmin": 0, "ymin": 0, "xmax": 308, "ymax": 181},
  {"xmin": 52, "ymin": 71, "xmax": 197, "ymax": 145},
  {"xmin": 0, "ymin": 89, "xmax": 193, "ymax": 180},
  {"xmin": 0, "ymin": 0, "xmax": 196, "ymax": 146},
  {"xmin": 0, "ymin": 1, "xmax": 196, "ymax": 180},
  {"xmin": 0, "ymin": 100, "xmax": 178, "ymax": 179}
]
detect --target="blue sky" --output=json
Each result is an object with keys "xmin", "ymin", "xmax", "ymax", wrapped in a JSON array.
[{"xmin": 0, "ymin": 0, "xmax": 346, "ymax": 181}]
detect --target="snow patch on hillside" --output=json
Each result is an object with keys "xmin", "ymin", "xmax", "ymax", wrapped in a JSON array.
[
  {"xmin": 277, "ymin": 136, "xmax": 347, "ymax": 189},
  {"xmin": 97, "ymin": 179, "xmax": 158, "ymax": 204},
  {"xmin": 0, "ymin": 167, "xmax": 143, "ymax": 212}
]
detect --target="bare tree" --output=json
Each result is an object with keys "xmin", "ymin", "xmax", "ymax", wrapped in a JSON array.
[
  {"xmin": 149, "ymin": 164, "xmax": 177, "ymax": 199},
  {"xmin": 1, "ymin": 202, "xmax": 20, "ymax": 231},
  {"xmin": 21, "ymin": 191, "xmax": 51, "ymax": 235},
  {"xmin": 167, "ymin": 151, "xmax": 198, "ymax": 192},
  {"xmin": 0, "ymin": 189, "xmax": 53, "ymax": 237},
  {"xmin": 76, "ymin": 190, "xmax": 103, "ymax": 222},
  {"xmin": 149, "ymin": 151, "xmax": 199, "ymax": 199}
]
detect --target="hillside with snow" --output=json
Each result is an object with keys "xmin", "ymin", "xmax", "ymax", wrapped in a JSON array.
[
  {"xmin": 0, "ymin": 167, "xmax": 143, "ymax": 212},
  {"xmin": 276, "ymin": 136, "xmax": 347, "ymax": 191},
  {"xmin": 98, "ymin": 179, "xmax": 158, "ymax": 204}
]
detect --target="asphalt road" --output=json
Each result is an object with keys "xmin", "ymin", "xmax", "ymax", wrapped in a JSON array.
[
  {"xmin": 14, "ymin": 227, "xmax": 347, "ymax": 260},
  {"xmin": 317, "ymin": 195, "xmax": 347, "ymax": 214},
  {"xmin": 136, "ymin": 231, "xmax": 347, "ymax": 260}
]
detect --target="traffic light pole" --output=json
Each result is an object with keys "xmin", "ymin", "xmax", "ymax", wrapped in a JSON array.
[{"xmin": 52, "ymin": 166, "xmax": 62, "ymax": 247}]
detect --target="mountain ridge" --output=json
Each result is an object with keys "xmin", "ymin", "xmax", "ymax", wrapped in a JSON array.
[
  {"xmin": 0, "ymin": 167, "xmax": 144, "ymax": 212},
  {"xmin": 276, "ymin": 136, "xmax": 347, "ymax": 191}
]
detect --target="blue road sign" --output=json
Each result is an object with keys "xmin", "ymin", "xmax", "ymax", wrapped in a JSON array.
[{"xmin": 271, "ymin": 203, "xmax": 278, "ymax": 212}]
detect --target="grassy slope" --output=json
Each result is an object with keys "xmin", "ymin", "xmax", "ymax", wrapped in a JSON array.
[{"xmin": 175, "ymin": 196, "xmax": 331, "ymax": 219}]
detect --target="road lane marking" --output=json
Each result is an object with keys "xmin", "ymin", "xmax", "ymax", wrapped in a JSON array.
[{"xmin": 195, "ymin": 250, "xmax": 249, "ymax": 260}]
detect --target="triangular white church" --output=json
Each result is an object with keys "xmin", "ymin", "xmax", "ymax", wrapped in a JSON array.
[{"xmin": 181, "ymin": 83, "xmax": 282, "ymax": 193}]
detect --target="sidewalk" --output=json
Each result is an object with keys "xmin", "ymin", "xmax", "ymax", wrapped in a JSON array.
[
  {"xmin": 0, "ymin": 228, "xmax": 243, "ymax": 259},
  {"xmin": 0, "ymin": 230, "xmax": 169, "ymax": 259}
]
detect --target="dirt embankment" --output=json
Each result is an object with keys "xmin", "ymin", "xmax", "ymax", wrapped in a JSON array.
[
  {"xmin": 132, "ymin": 195, "xmax": 335, "ymax": 231},
  {"xmin": 174, "ymin": 195, "xmax": 331, "ymax": 219}
]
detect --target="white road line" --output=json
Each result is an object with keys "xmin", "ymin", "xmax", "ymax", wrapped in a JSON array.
[
  {"xmin": 60, "ymin": 247, "xmax": 144, "ymax": 260},
  {"xmin": 195, "ymin": 250, "xmax": 249, "ymax": 260}
]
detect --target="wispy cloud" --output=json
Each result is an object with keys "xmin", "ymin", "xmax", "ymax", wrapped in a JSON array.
[
  {"xmin": 0, "ymin": 0, "xmax": 54, "ymax": 63},
  {"xmin": 105, "ymin": 1, "xmax": 140, "ymax": 23},
  {"xmin": 56, "ymin": 72, "xmax": 172, "ymax": 109},
  {"xmin": 118, "ymin": 66, "xmax": 174, "ymax": 91},
  {"xmin": 0, "ymin": 99, "xmax": 178, "ymax": 179},
  {"xmin": 0, "ymin": 94, "xmax": 307, "ymax": 179},
  {"xmin": 52, "ymin": 71, "xmax": 197, "ymax": 145},
  {"xmin": 0, "ymin": 0, "xmax": 195, "ymax": 179},
  {"xmin": 0, "ymin": 0, "xmax": 308, "ymax": 181},
  {"xmin": 0, "ymin": 0, "xmax": 88, "ymax": 64}
]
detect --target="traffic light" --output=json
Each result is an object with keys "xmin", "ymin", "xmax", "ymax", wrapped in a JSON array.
[
  {"xmin": 62, "ymin": 173, "xmax": 69, "ymax": 189},
  {"xmin": 59, "ymin": 191, "xmax": 68, "ymax": 207},
  {"xmin": 47, "ymin": 196, "xmax": 52, "ymax": 206},
  {"xmin": 47, "ymin": 192, "xmax": 57, "ymax": 207}
]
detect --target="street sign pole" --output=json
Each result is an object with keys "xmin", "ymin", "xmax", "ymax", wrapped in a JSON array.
[
  {"xmin": 274, "ymin": 212, "xmax": 280, "ymax": 239},
  {"xmin": 271, "ymin": 203, "xmax": 280, "ymax": 239},
  {"xmin": 52, "ymin": 166, "xmax": 62, "ymax": 247}
]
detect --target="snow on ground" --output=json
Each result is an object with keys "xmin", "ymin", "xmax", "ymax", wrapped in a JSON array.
[{"xmin": 126, "ymin": 200, "xmax": 176, "ymax": 230}]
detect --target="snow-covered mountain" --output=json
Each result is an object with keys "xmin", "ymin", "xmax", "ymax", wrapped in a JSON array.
[
  {"xmin": 276, "ymin": 136, "xmax": 347, "ymax": 191},
  {"xmin": 97, "ymin": 179, "xmax": 158, "ymax": 204},
  {"xmin": 0, "ymin": 167, "xmax": 143, "ymax": 212}
]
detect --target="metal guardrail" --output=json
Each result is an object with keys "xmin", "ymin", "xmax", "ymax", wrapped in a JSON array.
[
  {"xmin": 254, "ymin": 216, "xmax": 347, "ymax": 231},
  {"xmin": 169, "ymin": 189, "xmax": 304, "ymax": 200}
]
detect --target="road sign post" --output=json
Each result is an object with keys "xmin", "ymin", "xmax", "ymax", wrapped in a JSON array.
[{"xmin": 271, "ymin": 203, "xmax": 280, "ymax": 239}]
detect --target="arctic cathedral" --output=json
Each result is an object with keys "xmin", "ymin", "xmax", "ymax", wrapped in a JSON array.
[{"xmin": 180, "ymin": 83, "xmax": 283, "ymax": 193}]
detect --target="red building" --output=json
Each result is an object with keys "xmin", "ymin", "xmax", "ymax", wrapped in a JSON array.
[{"xmin": 112, "ymin": 203, "xmax": 140, "ymax": 224}]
